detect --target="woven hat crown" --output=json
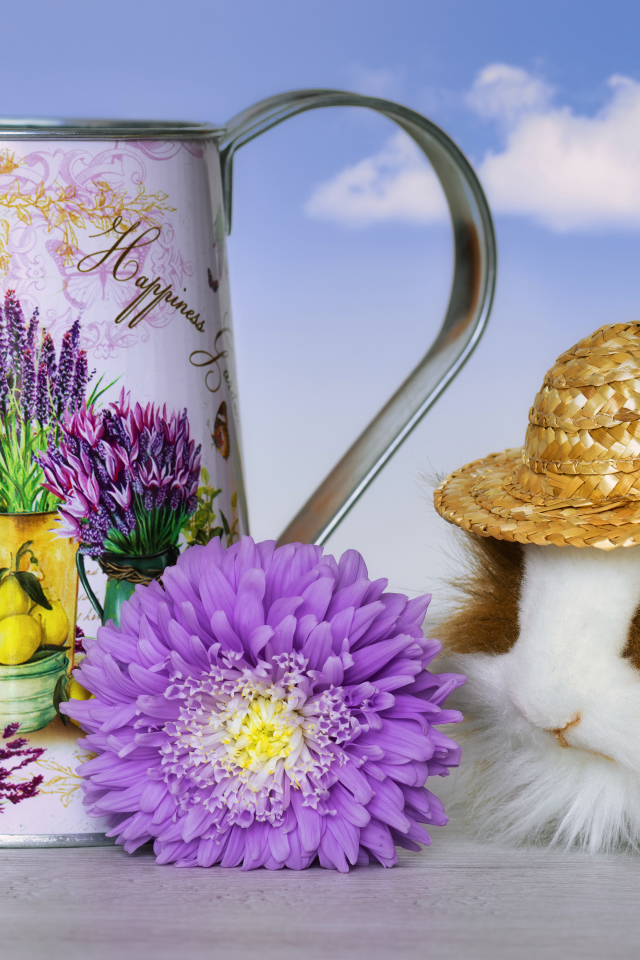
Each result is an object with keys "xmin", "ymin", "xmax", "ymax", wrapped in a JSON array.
[
  {"xmin": 434, "ymin": 320, "xmax": 640, "ymax": 549},
  {"xmin": 509, "ymin": 321, "xmax": 640, "ymax": 505}
]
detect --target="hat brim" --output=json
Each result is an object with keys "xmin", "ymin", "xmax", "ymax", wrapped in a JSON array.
[{"xmin": 434, "ymin": 447, "xmax": 640, "ymax": 549}]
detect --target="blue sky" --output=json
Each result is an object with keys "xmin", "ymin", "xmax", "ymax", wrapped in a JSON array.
[{"xmin": 4, "ymin": 0, "xmax": 640, "ymax": 609}]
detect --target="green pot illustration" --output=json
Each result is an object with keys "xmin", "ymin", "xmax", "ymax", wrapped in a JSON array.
[
  {"xmin": 0, "ymin": 647, "xmax": 69, "ymax": 733},
  {"xmin": 77, "ymin": 547, "xmax": 179, "ymax": 628}
]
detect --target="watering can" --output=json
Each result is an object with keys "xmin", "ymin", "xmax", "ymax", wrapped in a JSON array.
[{"xmin": 0, "ymin": 90, "xmax": 495, "ymax": 843}]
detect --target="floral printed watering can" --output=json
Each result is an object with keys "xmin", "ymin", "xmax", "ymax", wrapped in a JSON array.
[{"xmin": 0, "ymin": 90, "xmax": 495, "ymax": 845}]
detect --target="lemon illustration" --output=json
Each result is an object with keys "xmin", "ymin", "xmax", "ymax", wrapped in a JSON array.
[
  {"xmin": 0, "ymin": 614, "xmax": 42, "ymax": 665},
  {"xmin": 67, "ymin": 673, "xmax": 93, "ymax": 727},
  {"xmin": 30, "ymin": 599, "xmax": 69, "ymax": 646},
  {"xmin": 68, "ymin": 675, "xmax": 92, "ymax": 701},
  {"xmin": 0, "ymin": 577, "xmax": 30, "ymax": 620}
]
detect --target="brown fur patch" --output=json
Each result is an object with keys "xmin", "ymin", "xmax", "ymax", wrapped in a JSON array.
[
  {"xmin": 438, "ymin": 533, "xmax": 524, "ymax": 655},
  {"xmin": 624, "ymin": 606, "xmax": 640, "ymax": 669},
  {"xmin": 440, "ymin": 531, "xmax": 640, "ymax": 670}
]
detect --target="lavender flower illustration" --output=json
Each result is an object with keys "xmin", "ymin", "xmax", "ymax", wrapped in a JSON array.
[
  {"xmin": 39, "ymin": 389, "xmax": 201, "ymax": 557},
  {"xmin": 0, "ymin": 722, "xmax": 44, "ymax": 809},
  {"xmin": 0, "ymin": 290, "xmax": 93, "ymax": 513}
]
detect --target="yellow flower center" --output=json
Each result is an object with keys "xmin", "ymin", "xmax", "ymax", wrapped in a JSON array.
[{"xmin": 224, "ymin": 696, "xmax": 297, "ymax": 771}]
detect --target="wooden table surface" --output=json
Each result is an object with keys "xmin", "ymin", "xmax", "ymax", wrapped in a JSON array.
[{"xmin": 0, "ymin": 818, "xmax": 637, "ymax": 960}]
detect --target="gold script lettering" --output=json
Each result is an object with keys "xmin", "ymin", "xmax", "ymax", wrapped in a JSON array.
[
  {"xmin": 77, "ymin": 218, "xmax": 204, "ymax": 332},
  {"xmin": 77, "ymin": 218, "xmax": 241, "ymax": 397},
  {"xmin": 190, "ymin": 329, "xmax": 231, "ymax": 393}
]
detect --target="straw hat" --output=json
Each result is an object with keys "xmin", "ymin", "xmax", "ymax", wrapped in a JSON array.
[{"xmin": 434, "ymin": 321, "xmax": 640, "ymax": 549}]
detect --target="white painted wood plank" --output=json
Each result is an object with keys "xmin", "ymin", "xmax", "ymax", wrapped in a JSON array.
[{"xmin": 0, "ymin": 820, "xmax": 637, "ymax": 960}]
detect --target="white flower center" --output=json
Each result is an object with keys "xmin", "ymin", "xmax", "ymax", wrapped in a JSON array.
[
  {"xmin": 222, "ymin": 696, "xmax": 298, "ymax": 771},
  {"xmin": 162, "ymin": 657, "xmax": 362, "ymax": 825}
]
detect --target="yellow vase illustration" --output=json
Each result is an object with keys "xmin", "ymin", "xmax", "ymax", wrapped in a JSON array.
[{"xmin": 0, "ymin": 512, "xmax": 77, "ymax": 733}]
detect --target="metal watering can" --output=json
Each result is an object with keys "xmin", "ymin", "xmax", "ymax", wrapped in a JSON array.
[{"xmin": 0, "ymin": 90, "xmax": 495, "ymax": 844}]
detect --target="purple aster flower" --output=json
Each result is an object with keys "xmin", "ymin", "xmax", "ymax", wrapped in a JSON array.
[{"xmin": 64, "ymin": 537, "xmax": 464, "ymax": 871}]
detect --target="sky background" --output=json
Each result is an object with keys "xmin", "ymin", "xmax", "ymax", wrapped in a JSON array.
[{"xmin": 3, "ymin": 0, "xmax": 640, "ymax": 616}]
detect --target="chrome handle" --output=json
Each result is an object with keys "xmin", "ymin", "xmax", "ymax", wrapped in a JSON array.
[{"xmin": 220, "ymin": 89, "xmax": 497, "ymax": 545}]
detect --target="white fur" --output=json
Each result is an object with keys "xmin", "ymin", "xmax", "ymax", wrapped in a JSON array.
[{"xmin": 444, "ymin": 545, "xmax": 640, "ymax": 853}]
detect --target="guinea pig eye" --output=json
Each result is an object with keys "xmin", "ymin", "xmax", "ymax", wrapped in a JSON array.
[
  {"xmin": 438, "ymin": 533, "xmax": 524, "ymax": 656},
  {"xmin": 623, "ymin": 604, "xmax": 640, "ymax": 671}
]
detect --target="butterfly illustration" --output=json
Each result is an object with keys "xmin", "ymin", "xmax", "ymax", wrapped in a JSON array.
[
  {"xmin": 212, "ymin": 400, "xmax": 230, "ymax": 459},
  {"xmin": 207, "ymin": 267, "xmax": 219, "ymax": 293}
]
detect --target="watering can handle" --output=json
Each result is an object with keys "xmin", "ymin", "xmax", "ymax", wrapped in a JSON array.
[
  {"xmin": 76, "ymin": 552, "xmax": 104, "ymax": 623},
  {"xmin": 219, "ymin": 89, "xmax": 497, "ymax": 546}
]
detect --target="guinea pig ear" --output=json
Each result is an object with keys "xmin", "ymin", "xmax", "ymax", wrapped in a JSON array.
[{"xmin": 438, "ymin": 532, "xmax": 524, "ymax": 656}]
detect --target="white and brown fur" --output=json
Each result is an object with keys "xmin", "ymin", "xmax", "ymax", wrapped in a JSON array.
[{"xmin": 438, "ymin": 533, "xmax": 640, "ymax": 853}]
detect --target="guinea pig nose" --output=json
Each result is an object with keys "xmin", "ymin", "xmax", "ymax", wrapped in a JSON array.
[
  {"xmin": 509, "ymin": 686, "xmax": 582, "ymax": 735},
  {"xmin": 544, "ymin": 712, "xmax": 581, "ymax": 749}
]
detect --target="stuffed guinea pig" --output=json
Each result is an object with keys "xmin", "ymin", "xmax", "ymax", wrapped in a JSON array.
[{"xmin": 434, "ymin": 321, "xmax": 640, "ymax": 854}]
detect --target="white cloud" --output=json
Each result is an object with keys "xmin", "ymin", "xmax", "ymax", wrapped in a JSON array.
[
  {"xmin": 480, "ymin": 73, "xmax": 640, "ymax": 230},
  {"xmin": 306, "ymin": 66, "xmax": 640, "ymax": 232},
  {"xmin": 304, "ymin": 131, "xmax": 447, "ymax": 226},
  {"xmin": 468, "ymin": 63, "xmax": 553, "ymax": 123}
]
